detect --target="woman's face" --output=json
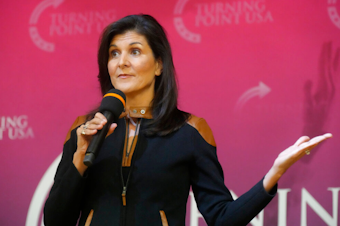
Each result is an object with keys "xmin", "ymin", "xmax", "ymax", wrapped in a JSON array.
[{"xmin": 107, "ymin": 31, "xmax": 162, "ymax": 101}]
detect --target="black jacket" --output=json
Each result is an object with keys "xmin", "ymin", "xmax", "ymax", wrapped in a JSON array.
[{"xmin": 44, "ymin": 109, "xmax": 276, "ymax": 226}]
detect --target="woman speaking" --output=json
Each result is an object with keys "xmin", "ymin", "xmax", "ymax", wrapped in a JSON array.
[{"xmin": 43, "ymin": 14, "xmax": 332, "ymax": 226}]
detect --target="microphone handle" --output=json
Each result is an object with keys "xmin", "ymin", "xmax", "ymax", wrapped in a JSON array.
[{"xmin": 83, "ymin": 111, "xmax": 114, "ymax": 167}]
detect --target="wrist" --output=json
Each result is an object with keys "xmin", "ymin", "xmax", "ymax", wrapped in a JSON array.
[
  {"xmin": 263, "ymin": 166, "xmax": 283, "ymax": 192},
  {"xmin": 73, "ymin": 151, "xmax": 88, "ymax": 176}
]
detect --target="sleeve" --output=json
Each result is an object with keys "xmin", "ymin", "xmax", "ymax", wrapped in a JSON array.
[
  {"xmin": 189, "ymin": 118, "xmax": 276, "ymax": 226},
  {"xmin": 43, "ymin": 116, "xmax": 88, "ymax": 226}
]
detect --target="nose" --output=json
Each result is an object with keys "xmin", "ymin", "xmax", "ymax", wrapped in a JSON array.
[{"xmin": 118, "ymin": 52, "xmax": 130, "ymax": 69}]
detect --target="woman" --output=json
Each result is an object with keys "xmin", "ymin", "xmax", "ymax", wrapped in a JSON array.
[{"xmin": 44, "ymin": 14, "xmax": 332, "ymax": 226}]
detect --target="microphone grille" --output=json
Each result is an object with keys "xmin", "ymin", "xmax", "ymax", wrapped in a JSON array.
[{"xmin": 99, "ymin": 89, "xmax": 126, "ymax": 116}]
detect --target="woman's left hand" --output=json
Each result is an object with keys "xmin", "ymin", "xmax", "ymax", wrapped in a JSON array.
[{"xmin": 263, "ymin": 133, "xmax": 332, "ymax": 192}]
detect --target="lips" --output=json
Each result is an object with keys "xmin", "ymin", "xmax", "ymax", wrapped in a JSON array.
[{"xmin": 118, "ymin": 74, "xmax": 132, "ymax": 78}]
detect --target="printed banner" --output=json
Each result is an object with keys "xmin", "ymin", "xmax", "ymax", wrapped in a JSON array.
[{"xmin": 0, "ymin": 0, "xmax": 339, "ymax": 225}]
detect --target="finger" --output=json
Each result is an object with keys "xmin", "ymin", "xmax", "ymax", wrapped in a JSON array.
[
  {"xmin": 323, "ymin": 133, "xmax": 333, "ymax": 138},
  {"xmin": 302, "ymin": 133, "xmax": 332, "ymax": 148},
  {"xmin": 298, "ymin": 133, "xmax": 333, "ymax": 154},
  {"xmin": 76, "ymin": 126, "xmax": 83, "ymax": 136},
  {"xmin": 94, "ymin": 112, "xmax": 107, "ymax": 122},
  {"xmin": 109, "ymin": 123, "xmax": 117, "ymax": 133},
  {"xmin": 77, "ymin": 125, "xmax": 90, "ymax": 136},
  {"xmin": 106, "ymin": 123, "xmax": 117, "ymax": 137},
  {"xmin": 294, "ymin": 136, "xmax": 310, "ymax": 146},
  {"xmin": 78, "ymin": 124, "xmax": 98, "ymax": 136},
  {"xmin": 86, "ymin": 118, "xmax": 107, "ymax": 129},
  {"xmin": 86, "ymin": 114, "xmax": 108, "ymax": 130}
]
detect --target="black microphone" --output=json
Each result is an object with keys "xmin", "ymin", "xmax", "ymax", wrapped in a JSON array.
[{"xmin": 83, "ymin": 89, "xmax": 126, "ymax": 166}]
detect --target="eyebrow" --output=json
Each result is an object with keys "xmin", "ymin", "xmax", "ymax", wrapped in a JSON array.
[{"xmin": 109, "ymin": 42, "xmax": 143, "ymax": 47}]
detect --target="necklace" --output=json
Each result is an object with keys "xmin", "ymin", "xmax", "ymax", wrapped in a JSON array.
[
  {"xmin": 127, "ymin": 114, "xmax": 137, "ymax": 127},
  {"xmin": 125, "ymin": 117, "xmax": 140, "ymax": 158}
]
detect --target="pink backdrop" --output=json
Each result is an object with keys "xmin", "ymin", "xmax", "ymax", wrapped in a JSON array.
[{"xmin": 1, "ymin": 0, "xmax": 339, "ymax": 225}]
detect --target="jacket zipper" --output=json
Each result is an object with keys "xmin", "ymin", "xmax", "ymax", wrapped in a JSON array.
[
  {"xmin": 120, "ymin": 118, "xmax": 142, "ymax": 225},
  {"xmin": 122, "ymin": 186, "xmax": 127, "ymax": 206}
]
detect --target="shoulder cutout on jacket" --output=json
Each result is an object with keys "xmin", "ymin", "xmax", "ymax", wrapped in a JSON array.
[
  {"xmin": 187, "ymin": 115, "xmax": 216, "ymax": 147},
  {"xmin": 64, "ymin": 115, "xmax": 87, "ymax": 144}
]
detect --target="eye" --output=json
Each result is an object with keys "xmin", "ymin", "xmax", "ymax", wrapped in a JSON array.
[
  {"xmin": 110, "ymin": 50, "xmax": 119, "ymax": 58},
  {"xmin": 131, "ymin": 49, "xmax": 141, "ymax": 56}
]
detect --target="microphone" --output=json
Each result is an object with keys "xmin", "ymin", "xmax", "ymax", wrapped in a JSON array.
[{"xmin": 83, "ymin": 89, "xmax": 126, "ymax": 167}]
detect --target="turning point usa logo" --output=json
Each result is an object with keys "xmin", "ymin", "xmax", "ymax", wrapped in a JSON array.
[
  {"xmin": 29, "ymin": 0, "xmax": 116, "ymax": 52},
  {"xmin": 174, "ymin": 0, "xmax": 274, "ymax": 43},
  {"xmin": 0, "ymin": 115, "xmax": 34, "ymax": 140}
]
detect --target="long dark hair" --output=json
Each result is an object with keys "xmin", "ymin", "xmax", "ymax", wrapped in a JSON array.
[{"xmin": 92, "ymin": 14, "xmax": 189, "ymax": 136}]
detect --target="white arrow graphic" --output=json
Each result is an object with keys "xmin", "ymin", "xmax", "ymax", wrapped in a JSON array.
[
  {"xmin": 29, "ymin": 0, "xmax": 64, "ymax": 52},
  {"xmin": 234, "ymin": 81, "xmax": 271, "ymax": 112}
]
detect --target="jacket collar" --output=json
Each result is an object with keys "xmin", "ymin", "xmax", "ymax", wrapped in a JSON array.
[{"xmin": 120, "ymin": 106, "xmax": 152, "ymax": 119}]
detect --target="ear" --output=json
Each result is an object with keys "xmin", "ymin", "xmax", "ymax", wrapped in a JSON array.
[{"xmin": 155, "ymin": 58, "xmax": 163, "ymax": 76}]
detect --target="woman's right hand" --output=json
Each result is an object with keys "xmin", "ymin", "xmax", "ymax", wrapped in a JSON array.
[{"xmin": 74, "ymin": 112, "xmax": 117, "ymax": 176}]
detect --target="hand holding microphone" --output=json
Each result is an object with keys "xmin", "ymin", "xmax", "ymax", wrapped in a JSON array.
[{"xmin": 74, "ymin": 89, "xmax": 126, "ymax": 174}]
